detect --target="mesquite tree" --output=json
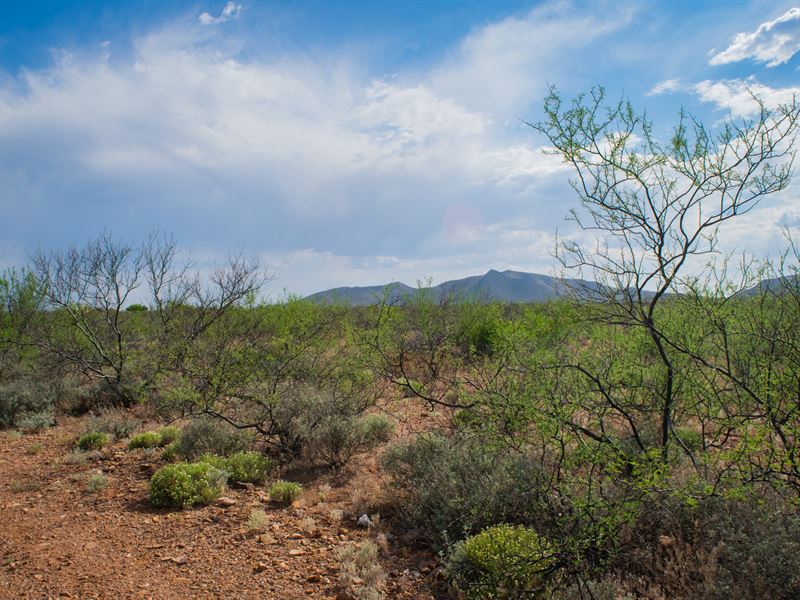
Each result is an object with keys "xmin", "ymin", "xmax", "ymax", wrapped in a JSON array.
[{"xmin": 531, "ymin": 87, "xmax": 799, "ymax": 460}]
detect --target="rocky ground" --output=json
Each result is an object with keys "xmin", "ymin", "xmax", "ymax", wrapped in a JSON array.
[{"xmin": 0, "ymin": 417, "xmax": 440, "ymax": 599}]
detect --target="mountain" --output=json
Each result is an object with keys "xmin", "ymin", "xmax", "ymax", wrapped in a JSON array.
[
  {"xmin": 736, "ymin": 274, "xmax": 800, "ymax": 297},
  {"xmin": 305, "ymin": 269, "xmax": 589, "ymax": 305}
]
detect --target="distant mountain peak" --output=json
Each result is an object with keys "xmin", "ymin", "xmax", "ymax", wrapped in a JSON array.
[{"xmin": 305, "ymin": 269, "xmax": 568, "ymax": 305}]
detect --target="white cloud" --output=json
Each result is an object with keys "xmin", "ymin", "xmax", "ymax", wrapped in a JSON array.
[
  {"xmin": 647, "ymin": 78, "xmax": 682, "ymax": 96},
  {"xmin": 199, "ymin": 2, "xmax": 242, "ymax": 26},
  {"xmin": 709, "ymin": 7, "xmax": 800, "ymax": 67},
  {"xmin": 692, "ymin": 78, "xmax": 800, "ymax": 117},
  {"xmin": 0, "ymin": 13, "xmax": 588, "ymax": 290},
  {"xmin": 430, "ymin": 2, "xmax": 633, "ymax": 115}
]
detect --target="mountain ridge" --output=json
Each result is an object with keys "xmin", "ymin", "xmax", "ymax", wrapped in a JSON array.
[{"xmin": 304, "ymin": 269, "xmax": 582, "ymax": 305}]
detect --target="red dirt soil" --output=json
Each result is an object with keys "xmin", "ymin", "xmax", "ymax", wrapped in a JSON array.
[{"xmin": 0, "ymin": 417, "xmax": 440, "ymax": 599}]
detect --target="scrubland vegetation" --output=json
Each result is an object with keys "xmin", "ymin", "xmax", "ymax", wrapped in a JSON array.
[{"xmin": 1, "ymin": 89, "xmax": 800, "ymax": 598}]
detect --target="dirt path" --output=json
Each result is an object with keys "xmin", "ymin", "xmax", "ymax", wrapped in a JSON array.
[{"xmin": 0, "ymin": 420, "xmax": 438, "ymax": 599}]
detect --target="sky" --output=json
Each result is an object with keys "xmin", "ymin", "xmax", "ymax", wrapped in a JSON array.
[{"xmin": 1, "ymin": 0, "xmax": 799, "ymax": 297}]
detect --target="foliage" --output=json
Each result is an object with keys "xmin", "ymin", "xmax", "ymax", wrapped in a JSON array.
[
  {"xmin": 76, "ymin": 431, "xmax": 109, "ymax": 451},
  {"xmin": 156, "ymin": 425, "xmax": 181, "ymax": 446},
  {"xmin": 85, "ymin": 472, "xmax": 108, "ymax": 493},
  {"xmin": 84, "ymin": 409, "xmax": 141, "ymax": 439},
  {"xmin": 222, "ymin": 451, "xmax": 272, "ymax": 483},
  {"xmin": 161, "ymin": 441, "xmax": 181, "ymax": 462},
  {"xmin": 336, "ymin": 540, "xmax": 386, "ymax": 600},
  {"xmin": 128, "ymin": 431, "xmax": 162, "ymax": 450},
  {"xmin": 247, "ymin": 508, "xmax": 269, "ymax": 531},
  {"xmin": 382, "ymin": 434, "xmax": 551, "ymax": 549},
  {"xmin": 448, "ymin": 524, "xmax": 556, "ymax": 599},
  {"xmin": 15, "ymin": 410, "xmax": 55, "ymax": 433},
  {"xmin": 310, "ymin": 412, "xmax": 394, "ymax": 468},
  {"xmin": 0, "ymin": 379, "xmax": 56, "ymax": 429},
  {"xmin": 268, "ymin": 480, "xmax": 302, "ymax": 505},
  {"xmin": 149, "ymin": 462, "xmax": 228, "ymax": 508},
  {"xmin": 172, "ymin": 417, "xmax": 252, "ymax": 459}
]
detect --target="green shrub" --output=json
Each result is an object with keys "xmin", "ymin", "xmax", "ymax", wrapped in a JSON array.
[
  {"xmin": 269, "ymin": 480, "xmax": 302, "ymax": 505},
  {"xmin": 223, "ymin": 451, "xmax": 272, "ymax": 483},
  {"xmin": 614, "ymin": 494, "xmax": 800, "ymax": 600},
  {"xmin": 149, "ymin": 462, "xmax": 228, "ymax": 508},
  {"xmin": 0, "ymin": 380, "xmax": 56, "ymax": 429},
  {"xmin": 125, "ymin": 303, "xmax": 148, "ymax": 312},
  {"xmin": 157, "ymin": 425, "xmax": 181, "ymax": 446},
  {"xmin": 161, "ymin": 441, "xmax": 181, "ymax": 462},
  {"xmin": 173, "ymin": 417, "xmax": 252, "ymax": 459},
  {"xmin": 16, "ymin": 410, "xmax": 55, "ymax": 433},
  {"xmin": 382, "ymin": 433, "xmax": 550, "ymax": 548},
  {"xmin": 85, "ymin": 409, "xmax": 141, "ymax": 439},
  {"xmin": 128, "ymin": 431, "xmax": 161, "ymax": 450},
  {"xmin": 76, "ymin": 431, "xmax": 109, "ymax": 451},
  {"xmin": 25, "ymin": 443, "xmax": 43, "ymax": 455},
  {"xmin": 311, "ymin": 413, "xmax": 394, "ymax": 468},
  {"xmin": 448, "ymin": 524, "xmax": 556, "ymax": 599},
  {"xmin": 673, "ymin": 427, "xmax": 703, "ymax": 453},
  {"xmin": 85, "ymin": 472, "xmax": 108, "ymax": 493}
]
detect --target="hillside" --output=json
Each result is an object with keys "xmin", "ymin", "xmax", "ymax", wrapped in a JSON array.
[{"xmin": 305, "ymin": 269, "xmax": 584, "ymax": 305}]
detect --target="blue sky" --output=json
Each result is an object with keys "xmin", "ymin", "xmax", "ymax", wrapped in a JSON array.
[{"xmin": 1, "ymin": 1, "xmax": 799, "ymax": 296}]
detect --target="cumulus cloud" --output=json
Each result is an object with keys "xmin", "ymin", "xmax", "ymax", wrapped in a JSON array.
[
  {"xmin": 692, "ymin": 78, "xmax": 800, "ymax": 117},
  {"xmin": 199, "ymin": 2, "xmax": 242, "ymax": 26},
  {"xmin": 709, "ymin": 7, "xmax": 800, "ymax": 67},
  {"xmin": 430, "ymin": 2, "xmax": 633, "ymax": 115},
  {"xmin": 647, "ymin": 78, "xmax": 682, "ymax": 96},
  {"xmin": 2, "ymin": 8, "xmax": 606, "ymax": 292}
]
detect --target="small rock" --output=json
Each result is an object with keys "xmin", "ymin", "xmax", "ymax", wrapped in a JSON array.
[
  {"xmin": 356, "ymin": 514, "xmax": 372, "ymax": 528},
  {"xmin": 253, "ymin": 562, "xmax": 268, "ymax": 574},
  {"xmin": 288, "ymin": 549, "xmax": 306, "ymax": 556},
  {"xmin": 306, "ymin": 574, "xmax": 321, "ymax": 583},
  {"xmin": 217, "ymin": 497, "xmax": 238, "ymax": 507}
]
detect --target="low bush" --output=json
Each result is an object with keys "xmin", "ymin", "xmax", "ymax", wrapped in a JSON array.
[
  {"xmin": 85, "ymin": 472, "xmax": 108, "ymax": 493},
  {"xmin": 128, "ymin": 431, "xmax": 161, "ymax": 450},
  {"xmin": 76, "ymin": 431, "xmax": 109, "ymax": 451},
  {"xmin": 247, "ymin": 508, "xmax": 269, "ymax": 531},
  {"xmin": 157, "ymin": 425, "xmax": 181, "ymax": 446},
  {"xmin": 269, "ymin": 480, "xmax": 302, "ymax": 505},
  {"xmin": 84, "ymin": 409, "xmax": 141, "ymax": 439},
  {"xmin": 15, "ymin": 410, "xmax": 55, "ymax": 433},
  {"xmin": 161, "ymin": 442, "xmax": 181, "ymax": 462},
  {"xmin": 0, "ymin": 379, "xmax": 56, "ymax": 429},
  {"xmin": 25, "ymin": 443, "xmax": 43, "ymax": 455},
  {"xmin": 336, "ymin": 540, "xmax": 386, "ymax": 600},
  {"xmin": 149, "ymin": 462, "xmax": 228, "ymax": 508},
  {"xmin": 173, "ymin": 417, "xmax": 252, "ymax": 459},
  {"xmin": 447, "ymin": 524, "xmax": 556, "ymax": 599},
  {"xmin": 223, "ymin": 451, "xmax": 272, "ymax": 483},
  {"xmin": 311, "ymin": 413, "xmax": 394, "ymax": 469},
  {"xmin": 610, "ymin": 494, "xmax": 800, "ymax": 600},
  {"xmin": 382, "ymin": 433, "xmax": 550, "ymax": 548}
]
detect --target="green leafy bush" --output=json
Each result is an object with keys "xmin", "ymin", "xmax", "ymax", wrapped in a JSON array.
[
  {"xmin": 85, "ymin": 409, "xmax": 141, "ymax": 439},
  {"xmin": 16, "ymin": 410, "xmax": 55, "ymax": 433},
  {"xmin": 0, "ymin": 380, "xmax": 56, "ymax": 429},
  {"xmin": 382, "ymin": 433, "xmax": 550, "ymax": 548},
  {"xmin": 161, "ymin": 441, "xmax": 181, "ymax": 462},
  {"xmin": 223, "ymin": 451, "xmax": 272, "ymax": 483},
  {"xmin": 76, "ymin": 431, "xmax": 109, "ymax": 451},
  {"xmin": 149, "ymin": 462, "xmax": 228, "ymax": 508},
  {"xmin": 128, "ymin": 431, "xmax": 161, "ymax": 450},
  {"xmin": 612, "ymin": 495, "xmax": 800, "ymax": 599},
  {"xmin": 311, "ymin": 413, "xmax": 394, "ymax": 468},
  {"xmin": 269, "ymin": 480, "xmax": 302, "ymax": 505},
  {"xmin": 173, "ymin": 417, "xmax": 252, "ymax": 459},
  {"xmin": 157, "ymin": 425, "xmax": 181, "ymax": 446},
  {"xmin": 85, "ymin": 472, "xmax": 108, "ymax": 493},
  {"xmin": 448, "ymin": 524, "xmax": 556, "ymax": 599}
]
